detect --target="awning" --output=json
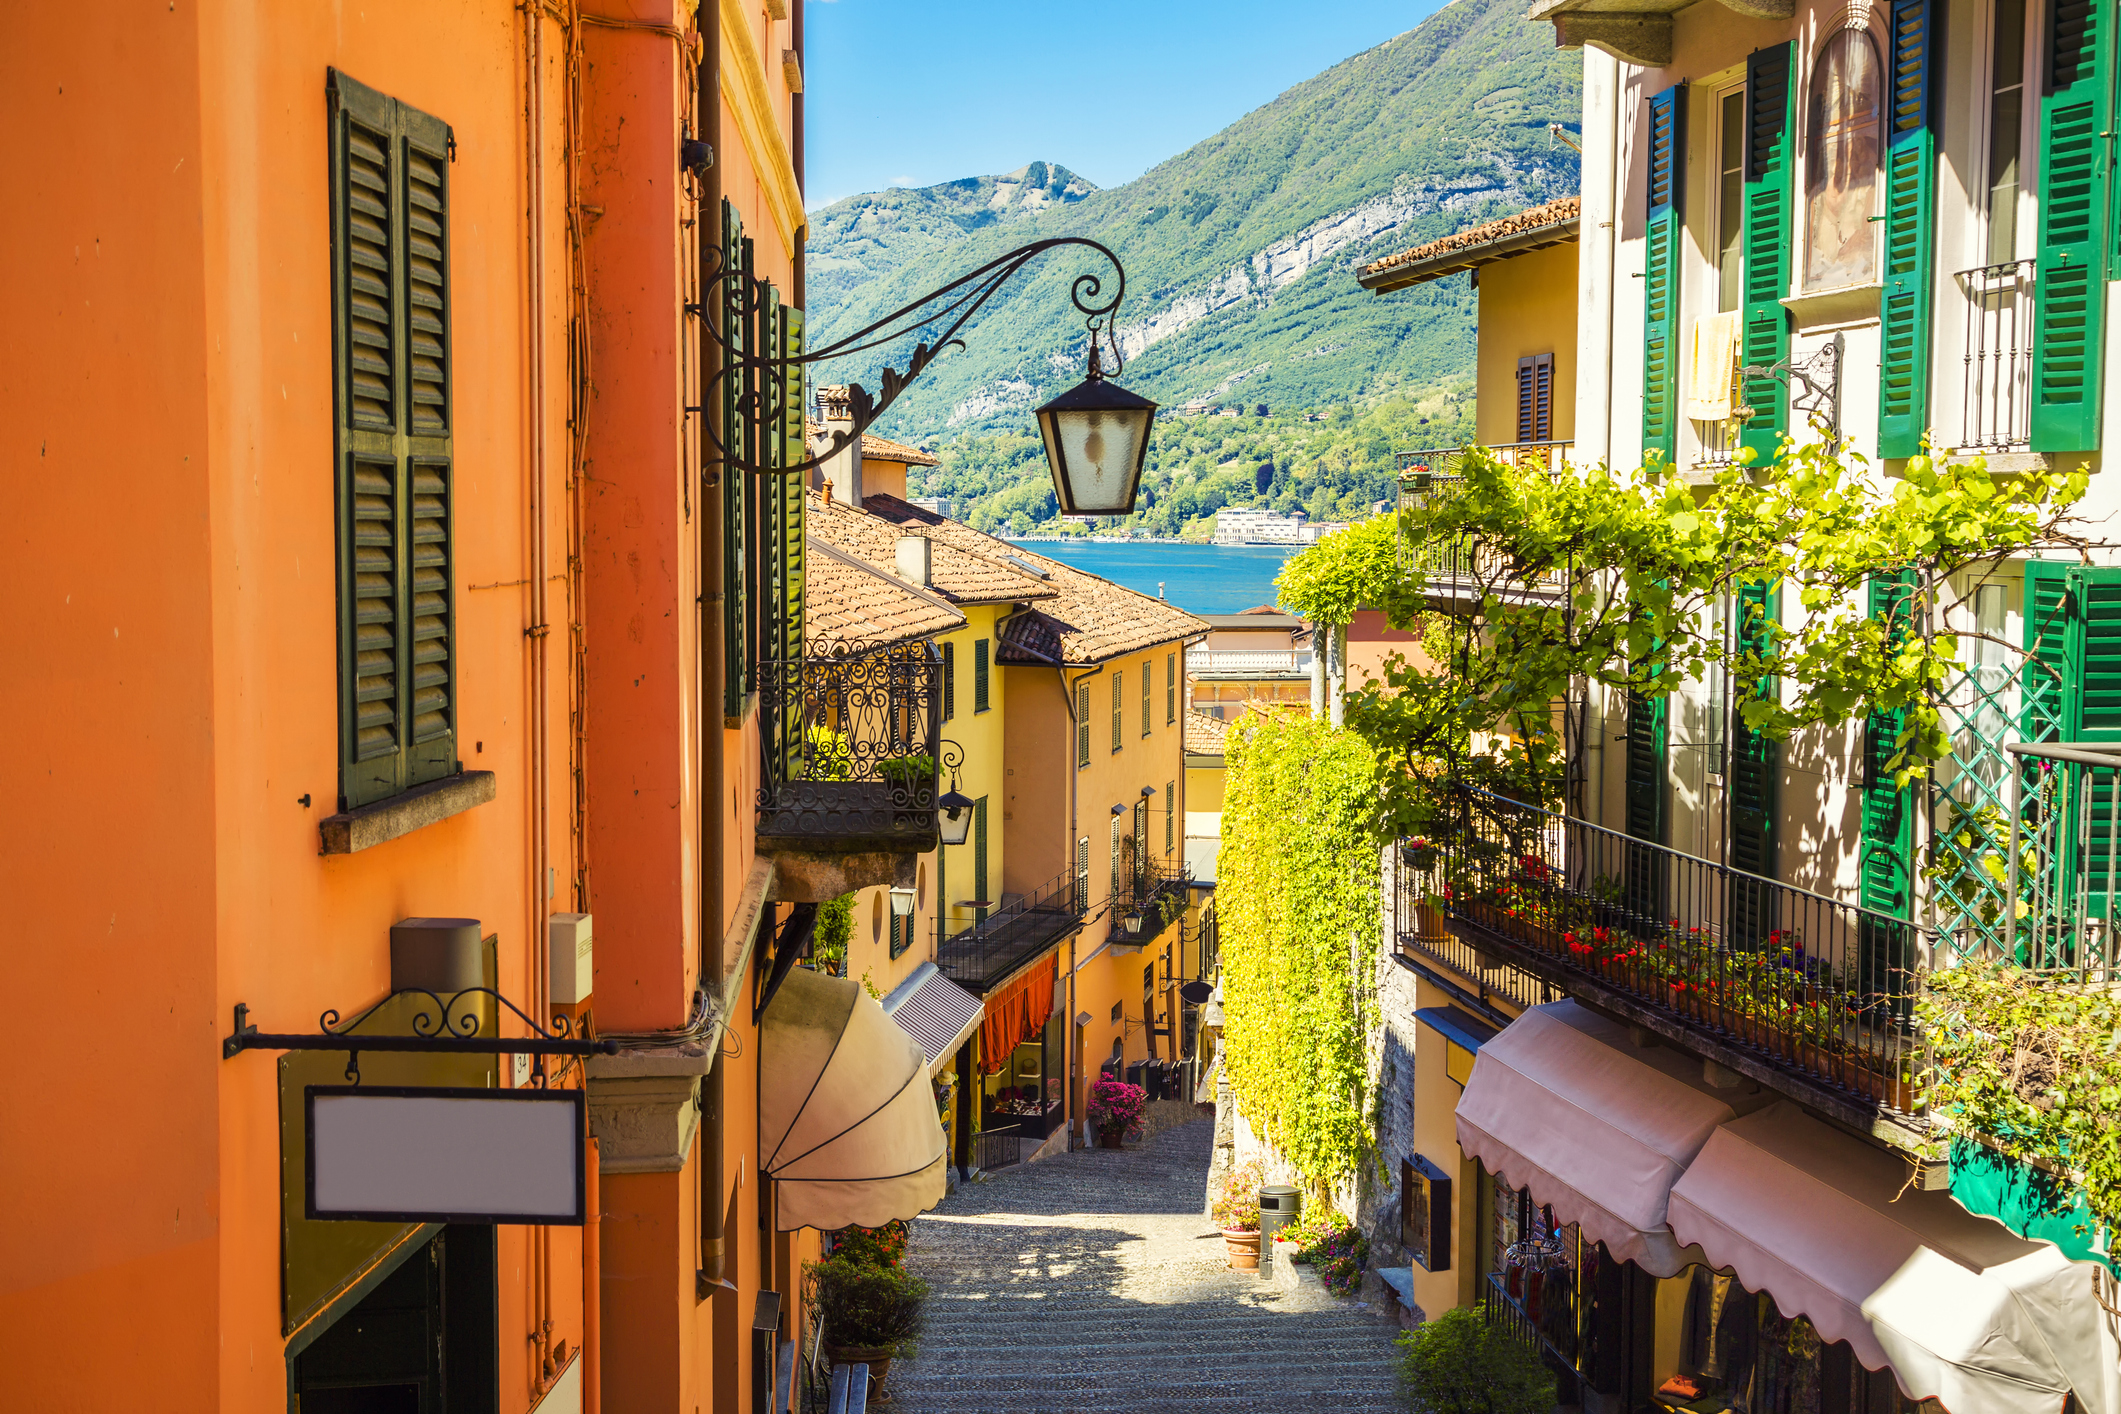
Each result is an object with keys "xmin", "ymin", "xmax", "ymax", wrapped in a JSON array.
[
  {"xmin": 1454, "ymin": 1000, "xmax": 1761, "ymax": 1277},
  {"xmin": 761, "ymin": 965, "xmax": 947, "ymax": 1232},
  {"xmin": 977, "ymin": 957, "xmax": 1056, "ymax": 1075},
  {"xmin": 1669, "ymin": 1102, "xmax": 2119, "ymax": 1414},
  {"xmin": 880, "ymin": 963, "xmax": 984, "ymax": 1077}
]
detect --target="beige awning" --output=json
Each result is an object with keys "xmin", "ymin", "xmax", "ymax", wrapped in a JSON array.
[
  {"xmin": 762, "ymin": 965, "xmax": 948, "ymax": 1233},
  {"xmin": 1669, "ymin": 1103, "xmax": 2119, "ymax": 1414},
  {"xmin": 1454, "ymin": 1001, "xmax": 1761, "ymax": 1276}
]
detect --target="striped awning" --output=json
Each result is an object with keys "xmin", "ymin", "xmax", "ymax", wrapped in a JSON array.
[{"xmin": 880, "ymin": 963, "xmax": 985, "ymax": 1076}]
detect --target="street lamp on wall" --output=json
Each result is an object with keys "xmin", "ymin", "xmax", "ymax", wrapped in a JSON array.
[
  {"xmin": 936, "ymin": 788, "xmax": 975, "ymax": 848},
  {"xmin": 697, "ymin": 235, "xmax": 1152, "ymax": 519}
]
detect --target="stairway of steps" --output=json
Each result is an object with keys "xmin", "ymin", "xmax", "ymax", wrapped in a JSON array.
[{"xmin": 886, "ymin": 1119, "xmax": 1406, "ymax": 1412}]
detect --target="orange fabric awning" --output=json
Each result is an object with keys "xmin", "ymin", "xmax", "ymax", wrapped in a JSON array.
[{"xmin": 978, "ymin": 958, "xmax": 1056, "ymax": 1074}]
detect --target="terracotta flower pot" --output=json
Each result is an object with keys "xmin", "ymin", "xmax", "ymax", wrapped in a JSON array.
[
  {"xmin": 1223, "ymin": 1228, "xmax": 1260, "ymax": 1271},
  {"xmin": 1097, "ymin": 1127, "xmax": 1129, "ymax": 1149},
  {"xmin": 824, "ymin": 1344, "xmax": 895, "ymax": 1398}
]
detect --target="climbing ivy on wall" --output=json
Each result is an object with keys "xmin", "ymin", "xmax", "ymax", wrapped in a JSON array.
[{"xmin": 1219, "ymin": 711, "xmax": 1386, "ymax": 1189}]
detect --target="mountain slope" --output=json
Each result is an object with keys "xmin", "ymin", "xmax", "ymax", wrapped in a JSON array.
[{"xmin": 804, "ymin": 0, "xmax": 1580, "ymax": 439}]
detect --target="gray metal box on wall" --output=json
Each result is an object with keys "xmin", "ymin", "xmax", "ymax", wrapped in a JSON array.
[{"xmin": 549, "ymin": 913, "xmax": 593, "ymax": 1005}]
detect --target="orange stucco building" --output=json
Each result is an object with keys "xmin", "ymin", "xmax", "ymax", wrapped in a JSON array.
[{"xmin": 1, "ymin": 1, "xmax": 899, "ymax": 1410}]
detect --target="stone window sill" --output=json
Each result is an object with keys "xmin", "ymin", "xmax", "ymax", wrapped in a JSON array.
[{"xmin": 319, "ymin": 771, "xmax": 497, "ymax": 855}]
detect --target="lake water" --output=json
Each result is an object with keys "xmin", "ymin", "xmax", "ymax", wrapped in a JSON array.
[{"xmin": 1015, "ymin": 541, "xmax": 1298, "ymax": 616}]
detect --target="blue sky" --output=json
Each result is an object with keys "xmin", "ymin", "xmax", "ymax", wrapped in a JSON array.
[{"xmin": 802, "ymin": 0, "xmax": 1446, "ymax": 208}]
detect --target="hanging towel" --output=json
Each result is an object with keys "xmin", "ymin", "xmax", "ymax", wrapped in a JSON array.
[{"xmin": 1685, "ymin": 311, "xmax": 1740, "ymax": 422}]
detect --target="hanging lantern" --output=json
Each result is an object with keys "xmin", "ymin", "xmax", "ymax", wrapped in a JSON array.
[{"xmin": 1034, "ymin": 343, "xmax": 1157, "ymax": 516}]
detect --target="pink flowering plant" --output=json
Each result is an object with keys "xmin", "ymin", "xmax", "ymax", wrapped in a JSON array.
[
  {"xmin": 1086, "ymin": 1077, "xmax": 1147, "ymax": 1142},
  {"xmin": 1283, "ymin": 1209, "xmax": 1370, "ymax": 1298},
  {"xmin": 1211, "ymin": 1160, "xmax": 1267, "ymax": 1232}
]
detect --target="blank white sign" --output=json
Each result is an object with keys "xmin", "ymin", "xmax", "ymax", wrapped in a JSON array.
[{"xmin": 309, "ymin": 1087, "xmax": 582, "ymax": 1223}]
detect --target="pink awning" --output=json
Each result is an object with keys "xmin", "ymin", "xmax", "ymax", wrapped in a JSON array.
[
  {"xmin": 1453, "ymin": 1000, "xmax": 1760, "ymax": 1276},
  {"xmin": 1669, "ymin": 1103, "xmax": 2118, "ymax": 1414}
]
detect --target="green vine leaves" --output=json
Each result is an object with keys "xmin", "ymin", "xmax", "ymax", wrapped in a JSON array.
[
  {"xmin": 1219, "ymin": 712, "xmax": 1386, "ymax": 1189},
  {"xmin": 1272, "ymin": 440, "xmax": 2096, "ymax": 792},
  {"xmin": 1919, "ymin": 963, "xmax": 2121, "ymax": 1230}
]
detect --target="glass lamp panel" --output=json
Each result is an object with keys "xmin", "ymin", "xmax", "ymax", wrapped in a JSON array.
[{"xmin": 1043, "ymin": 405, "xmax": 1152, "ymax": 514}]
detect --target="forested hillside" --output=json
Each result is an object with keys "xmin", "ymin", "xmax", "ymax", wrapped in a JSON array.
[{"xmin": 805, "ymin": 0, "xmax": 1580, "ymax": 447}]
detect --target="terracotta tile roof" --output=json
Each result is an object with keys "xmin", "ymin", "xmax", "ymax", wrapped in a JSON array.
[
  {"xmin": 801, "ymin": 420, "xmax": 941, "ymax": 467},
  {"xmin": 1184, "ymin": 710, "xmax": 1229, "ymax": 755},
  {"xmin": 803, "ymin": 538, "xmax": 965, "ymax": 651},
  {"xmin": 862, "ymin": 494, "xmax": 1210, "ymax": 664},
  {"xmin": 1358, "ymin": 197, "xmax": 1581, "ymax": 291},
  {"xmin": 860, "ymin": 433, "xmax": 939, "ymax": 467},
  {"xmin": 807, "ymin": 491, "xmax": 1056, "ymax": 606}
]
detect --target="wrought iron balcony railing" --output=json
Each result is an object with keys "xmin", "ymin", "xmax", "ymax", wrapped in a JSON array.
[
  {"xmin": 755, "ymin": 642, "xmax": 941, "ymax": 854},
  {"xmin": 1417, "ymin": 786, "xmax": 1927, "ymax": 1115},
  {"xmin": 1956, "ymin": 258, "xmax": 2035, "ymax": 452},
  {"xmin": 1113, "ymin": 858, "xmax": 1192, "ymax": 943},
  {"xmin": 1393, "ymin": 444, "xmax": 1573, "ymax": 596},
  {"xmin": 935, "ymin": 865, "xmax": 1086, "ymax": 994}
]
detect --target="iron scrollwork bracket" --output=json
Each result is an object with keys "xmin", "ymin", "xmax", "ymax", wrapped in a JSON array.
[
  {"xmin": 1739, "ymin": 331, "xmax": 1843, "ymax": 444},
  {"xmin": 692, "ymin": 236, "xmax": 1129, "ymax": 481},
  {"xmin": 223, "ymin": 989, "xmax": 619, "ymax": 1087}
]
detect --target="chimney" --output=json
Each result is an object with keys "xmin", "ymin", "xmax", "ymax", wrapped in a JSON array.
[
  {"xmin": 815, "ymin": 384, "xmax": 864, "ymax": 505},
  {"xmin": 895, "ymin": 536, "xmax": 932, "ymax": 586}
]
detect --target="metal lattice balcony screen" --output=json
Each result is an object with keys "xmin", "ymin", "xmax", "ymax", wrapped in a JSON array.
[
  {"xmin": 755, "ymin": 642, "xmax": 941, "ymax": 852},
  {"xmin": 2001, "ymin": 742, "xmax": 2121, "ymax": 981},
  {"xmin": 1930, "ymin": 656, "xmax": 2065, "ymax": 960}
]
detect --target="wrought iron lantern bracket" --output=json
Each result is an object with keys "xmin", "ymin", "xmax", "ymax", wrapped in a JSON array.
[
  {"xmin": 692, "ymin": 236, "xmax": 1129, "ymax": 480},
  {"xmin": 223, "ymin": 990, "xmax": 618, "ymax": 1086},
  {"xmin": 1738, "ymin": 331, "xmax": 1843, "ymax": 443}
]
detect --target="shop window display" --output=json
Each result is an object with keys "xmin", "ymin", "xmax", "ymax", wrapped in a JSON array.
[{"xmin": 982, "ymin": 1013, "xmax": 1065, "ymax": 1140}]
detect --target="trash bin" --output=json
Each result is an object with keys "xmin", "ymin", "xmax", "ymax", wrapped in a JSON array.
[{"xmin": 1258, "ymin": 1185, "xmax": 1301, "ymax": 1274}]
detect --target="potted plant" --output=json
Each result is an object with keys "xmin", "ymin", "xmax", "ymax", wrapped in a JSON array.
[
  {"xmin": 806, "ymin": 1254, "xmax": 927, "ymax": 1399},
  {"xmin": 1086, "ymin": 1077, "xmax": 1146, "ymax": 1147},
  {"xmin": 1211, "ymin": 1161, "xmax": 1266, "ymax": 1271}
]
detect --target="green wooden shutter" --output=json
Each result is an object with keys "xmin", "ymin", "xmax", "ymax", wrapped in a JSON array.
[
  {"xmin": 721, "ymin": 201, "xmax": 749, "ymax": 716},
  {"xmin": 1141, "ymin": 656, "xmax": 1151, "ymax": 735},
  {"xmin": 974, "ymin": 796, "xmax": 989, "ymax": 924},
  {"xmin": 779, "ymin": 305, "xmax": 806, "ymax": 667},
  {"xmin": 974, "ymin": 638, "xmax": 991, "ymax": 712},
  {"xmin": 1728, "ymin": 581, "xmax": 1780, "ymax": 943},
  {"xmin": 1739, "ymin": 45, "xmax": 1795, "ymax": 464},
  {"xmin": 942, "ymin": 641, "xmax": 956, "ymax": 720},
  {"xmin": 330, "ymin": 70, "xmax": 455, "ymax": 810},
  {"xmin": 1859, "ymin": 572, "xmax": 1916, "ymax": 1007},
  {"xmin": 1859, "ymin": 572, "xmax": 1916, "ymax": 918},
  {"xmin": 1166, "ymin": 653, "xmax": 1176, "ymax": 723},
  {"xmin": 2022, "ymin": 562, "xmax": 2121, "ymax": 924},
  {"xmin": 1642, "ymin": 85, "xmax": 1685, "ymax": 464},
  {"xmin": 1623, "ymin": 688, "xmax": 1667, "ymax": 845},
  {"xmin": 1111, "ymin": 673, "xmax": 1123, "ymax": 751},
  {"xmin": 1165, "ymin": 781, "xmax": 1175, "ymax": 853},
  {"xmin": 1077, "ymin": 683, "xmax": 1090, "ymax": 766},
  {"xmin": 2030, "ymin": 0, "xmax": 2113, "ymax": 452},
  {"xmin": 1728, "ymin": 580, "xmax": 1780, "ymax": 878},
  {"xmin": 1877, "ymin": 0, "xmax": 1937, "ymax": 458}
]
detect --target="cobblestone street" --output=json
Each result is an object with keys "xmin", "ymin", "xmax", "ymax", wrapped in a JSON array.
[{"xmin": 888, "ymin": 1119, "xmax": 1407, "ymax": 1413}]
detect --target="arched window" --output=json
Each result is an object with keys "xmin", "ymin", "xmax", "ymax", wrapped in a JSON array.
[{"xmin": 1802, "ymin": 28, "xmax": 1883, "ymax": 290}]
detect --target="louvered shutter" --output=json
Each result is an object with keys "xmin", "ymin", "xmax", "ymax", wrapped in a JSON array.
[
  {"xmin": 1728, "ymin": 581, "xmax": 1780, "ymax": 941},
  {"xmin": 330, "ymin": 71, "xmax": 456, "ymax": 810},
  {"xmin": 1165, "ymin": 781, "xmax": 1175, "ymax": 853},
  {"xmin": 1077, "ymin": 684, "xmax": 1090, "ymax": 766},
  {"xmin": 1076, "ymin": 835, "xmax": 1090, "ymax": 911},
  {"xmin": 2030, "ymin": 0, "xmax": 2112, "ymax": 452},
  {"xmin": 942, "ymin": 641, "xmax": 956, "ymax": 720},
  {"xmin": 1642, "ymin": 86, "xmax": 1685, "ymax": 463},
  {"xmin": 1859, "ymin": 572, "xmax": 1915, "ymax": 918},
  {"xmin": 1622, "ymin": 685, "xmax": 1668, "ymax": 921},
  {"xmin": 721, "ymin": 201, "xmax": 749, "ymax": 715},
  {"xmin": 1739, "ymin": 46, "xmax": 1794, "ymax": 464},
  {"xmin": 2022, "ymin": 563, "xmax": 2121, "ymax": 921},
  {"xmin": 974, "ymin": 638, "xmax": 991, "ymax": 712},
  {"xmin": 1141, "ymin": 656, "xmax": 1152, "ymax": 735},
  {"xmin": 1859, "ymin": 572, "xmax": 1916, "ymax": 1008},
  {"xmin": 1517, "ymin": 353, "xmax": 1555, "ymax": 444},
  {"xmin": 1166, "ymin": 653, "xmax": 1176, "ymax": 723},
  {"xmin": 1112, "ymin": 673, "xmax": 1123, "ymax": 751},
  {"xmin": 779, "ymin": 305, "xmax": 806, "ymax": 667},
  {"xmin": 1877, "ymin": 0, "xmax": 1937, "ymax": 458},
  {"xmin": 974, "ymin": 796, "xmax": 989, "ymax": 924}
]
